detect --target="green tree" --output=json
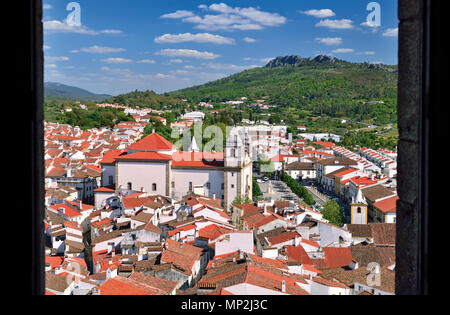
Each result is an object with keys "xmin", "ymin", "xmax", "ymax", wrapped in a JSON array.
[{"xmin": 322, "ymin": 200, "xmax": 344, "ymax": 227}]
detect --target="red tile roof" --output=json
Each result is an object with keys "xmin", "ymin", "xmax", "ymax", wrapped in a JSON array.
[
  {"xmin": 127, "ymin": 133, "xmax": 176, "ymax": 152},
  {"xmin": 99, "ymin": 149, "xmax": 127, "ymax": 164},
  {"xmin": 373, "ymin": 195, "xmax": 399, "ymax": 213},
  {"xmin": 172, "ymin": 152, "xmax": 224, "ymax": 168},
  {"xmin": 99, "ymin": 276, "xmax": 163, "ymax": 295},
  {"xmin": 323, "ymin": 247, "xmax": 354, "ymax": 269},
  {"xmin": 115, "ymin": 151, "xmax": 172, "ymax": 161},
  {"xmin": 48, "ymin": 204, "xmax": 81, "ymax": 218},
  {"xmin": 285, "ymin": 245, "xmax": 313, "ymax": 265}
]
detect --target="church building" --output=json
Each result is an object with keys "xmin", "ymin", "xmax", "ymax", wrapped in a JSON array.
[{"xmin": 99, "ymin": 132, "xmax": 253, "ymax": 211}]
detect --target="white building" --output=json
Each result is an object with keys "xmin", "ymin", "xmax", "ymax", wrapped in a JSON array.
[{"xmin": 99, "ymin": 132, "xmax": 253, "ymax": 211}]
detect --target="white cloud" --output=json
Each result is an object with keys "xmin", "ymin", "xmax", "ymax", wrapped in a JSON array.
[
  {"xmin": 155, "ymin": 73, "xmax": 175, "ymax": 79},
  {"xmin": 260, "ymin": 57, "xmax": 274, "ymax": 63},
  {"xmin": 100, "ymin": 58, "xmax": 133, "ymax": 64},
  {"xmin": 383, "ymin": 27, "xmax": 398, "ymax": 37},
  {"xmin": 137, "ymin": 59, "xmax": 156, "ymax": 64},
  {"xmin": 161, "ymin": 10, "xmax": 194, "ymax": 19},
  {"xmin": 203, "ymin": 62, "xmax": 259, "ymax": 71},
  {"xmin": 154, "ymin": 33, "xmax": 235, "ymax": 45},
  {"xmin": 43, "ymin": 45, "xmax": 51, "ymax": 50},
  {"xmin": 316, "ymin": 37, "xmax": 343, "ymax": 46},
  {"xmin": 243, "ymin": 57, "xmax": 274, "ymax": 63},
  {"xmin": 300, "ymin": 9, "xmax": 335, "ymax": 18},
  {"xmin": 46, "ymin": 56, "xmax": 70, "ymax": 62},
  {"xmin": 170, "ymin": 59, "xmax": 184, "ymax": 63},
  {"xmin": 43, "ymin": 4, "xmax": 52, "ymax": 10},
  {"xmin": 316, "ymin": 19, "xmax": 354, "ymax": 29},
  {"xmin": 243, "ymin": 37, "xmax": 257, "ymax": 43},
  {"xmin": 331, "ymin": 48, "xmax": 355, "ymax": 53},
  {"xmin": 45, "ymin": 64, "xmax": 58, "ymax": 68},
  {"xmin": 357, "ymin": 51, "xmax": 376, "ymax": 55},
  {"xmin": 161, "ymin": 4, "xmax": 286, "ymax": 31},
  {"xmin": 44, "ymin": 20, "xmax": 123, "ymax": 35},
  {"xmin": 155, "ymin": 49, "xmax": 220, "ymax": 60},
  {"xmin": 71, "ymin": 46, "xmax": 126, "ymax": 54}
]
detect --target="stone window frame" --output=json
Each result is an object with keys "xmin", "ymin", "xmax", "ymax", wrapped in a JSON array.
[{"xmin": 27, "ymin": 0, "xmax": 440, "ymax": 295}]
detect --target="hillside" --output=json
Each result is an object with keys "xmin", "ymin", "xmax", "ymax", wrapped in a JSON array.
[
  {"xmin": 103, "ymin": 90, "xmax": 184, "ymax": 109},
  {"xmin": 45, "ymin": 82, "xmax": 112, "ymax": 102},
  {"xmin": 166, "ymin": 55, "xmax": 398, "ymax": 125}
]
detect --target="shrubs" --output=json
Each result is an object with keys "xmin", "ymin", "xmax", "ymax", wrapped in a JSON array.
[
  {"xmin": 253, "ymin": 178, "xmax": 263, "ymax": 199},
  {"xmin": 322, "ymin": 200, "xmax": 345, "ymax": 227},
  {"xmin": 281, "ymin": 173, "xmax": 316, "ymax": 206}
]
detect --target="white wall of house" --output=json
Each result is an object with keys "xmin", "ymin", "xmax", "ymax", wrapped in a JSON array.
[
  {"xmin": 101, "ymin": 165, "xmax": 116, "ymax": 186},
  {"xmin": 310, "ymin": 281, "xmax": 350, "ymax": 295},
  {"xmin": 92, "ymin": 235, "xmax": 124, "ymax": 253},
  {"xmin": 317, "ymin": 221, "xmax": 352, "ymax": 247},
  {"xmin": 117, "ymin": 161, "xmax": 167, "ymax": 195},
  {"xmin": 257, "ymin": 218, "xmax": 293, "ymax": 234},
  {"xmin": 215, "ymin": 232, "xmax": 254, "ymax": 257},
  {"xmin": 172, "ymin": 169, "xmax": 224, "ymax": 200}
]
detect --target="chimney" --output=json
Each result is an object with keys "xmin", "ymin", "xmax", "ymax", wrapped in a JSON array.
[
  {"xmin": 281, "ymin": 280, "xmax": 286, "ymax": 293},
  {"xmin": 211, "ymin": 263, "xmax": 215, "ymax": 269},
  {"xmin": 239, "ymin": 251, "xmax": 244, "ymax": 261},
  {"xmin": 213, "ymin": 192, "xmax": 216, "ymax": 200},
  {"xmin": 233, "ymin": 257, "xmax": 237, "ymax": 263},
  {"xmin": 294, "ymin": 235, "xmax": 301, "ymax": 246},
  {"xmin": 264, "ymin": 204, "xmax": 268, "ymax": 215},
  {"xmin": 78, "ymin": 200, "xmax": 82, "ymax": 210},
  {"xmin": 107, "ymin": 242, "xmax": 114, "ymax": 254}
]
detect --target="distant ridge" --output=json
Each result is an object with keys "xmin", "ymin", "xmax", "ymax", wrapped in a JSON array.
[
  {"xmin": 45, "ymin": 82, "xmax": 112, "ymax": 102},
  {"xmin": 265, "ymin": 55, "xmax": 340, "ymax": 68},
  {"xmin": 167, "ymin": 55, "xmax": 398, "ymax": 104}
]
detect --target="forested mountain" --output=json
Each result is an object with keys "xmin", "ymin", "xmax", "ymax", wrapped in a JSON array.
[
  {"xmin": 103, "ymin": 90, "xmax": 184, "ymax": 109},
  {"xmin": 166, "ymin": 55, "xmax": 398, "ymax": 124},
  {"xmin": 45, "ymin": 82, "xmax": 112, "ymax": 102}
]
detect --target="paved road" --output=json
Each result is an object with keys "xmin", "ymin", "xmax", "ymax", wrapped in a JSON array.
[
  {"xmin": 259, "ymin": 180, "xmax": 301, "ymax": 203},
  {"xmin": 304, "ymin": 185, "xmax": 329, "ymax": 206}
]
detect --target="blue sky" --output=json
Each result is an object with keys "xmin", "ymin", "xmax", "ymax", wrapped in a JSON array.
[{"xmin": 43, "ymin": 0, "xmax": 398, "ymax": 96}]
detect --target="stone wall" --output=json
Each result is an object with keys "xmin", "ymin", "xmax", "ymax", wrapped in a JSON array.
[{"xmin": 396, "ymin": 0, "xmax": 425, "ymax": 295}]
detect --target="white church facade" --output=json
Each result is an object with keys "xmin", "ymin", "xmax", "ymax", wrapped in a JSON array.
[{"xmin": 100, "ymin": 132, "xmax": 253, "ymax": 211}]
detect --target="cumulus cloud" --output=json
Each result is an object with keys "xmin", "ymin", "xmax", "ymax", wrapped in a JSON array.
[
  {"xmin": 161, "ymin": 10, "xmax": 194, "ymax": 19},
  {"xmin": 100, "ymin": 58, "xmax": 133, "ymax": 64},
  {"xmin": 155, "ymin": 49, "xmax": 220, "ymax": 60},
  {"xmin": 382, "ymin": 27, "xmax": 398, "ymax": 37},
  {"xmin": 160, "ymin": 3, "xmax": 286, "ymax": 31},
  {"xmin": 316, "ymin": 19, "xmax": 354, "ymax": 29},
  {"xmin": 71, "ymin": 46, "xmax": 126, "ymax": 54},
  {"xmin": 243, "ymin": 37, "xmax": 257, "ymax": 43},
  {"xmin": 300, "ymin": 9, "xmax": 335, "ymax": 18},
  {"xmin": 357, "ymin": 51, "xmax": 376, "ymax": 55},
  {"xmin": 44, "ymin": 20, "xmax": 123, "ymax": 35},
  {"xmin": 154, "ymin": 33, "xmax": 235, "ymax": 45},
  {"xmin": 45, "ymin": 56, "xmax": 70, "ymax": 62},
  {"xmin": 137, "ymin": 59, "xmax": 156, "ymax": 64},
  {"xmin": 331, "ymin": 48, "xmax": 355, "ymax": 53},
  {"xmin": 316, "ymin": 37, "xmax": 343, "ymax": 45},
  {"xmin": 203, "ymin": 62, "xmax": 259, "ymax": 71}
]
